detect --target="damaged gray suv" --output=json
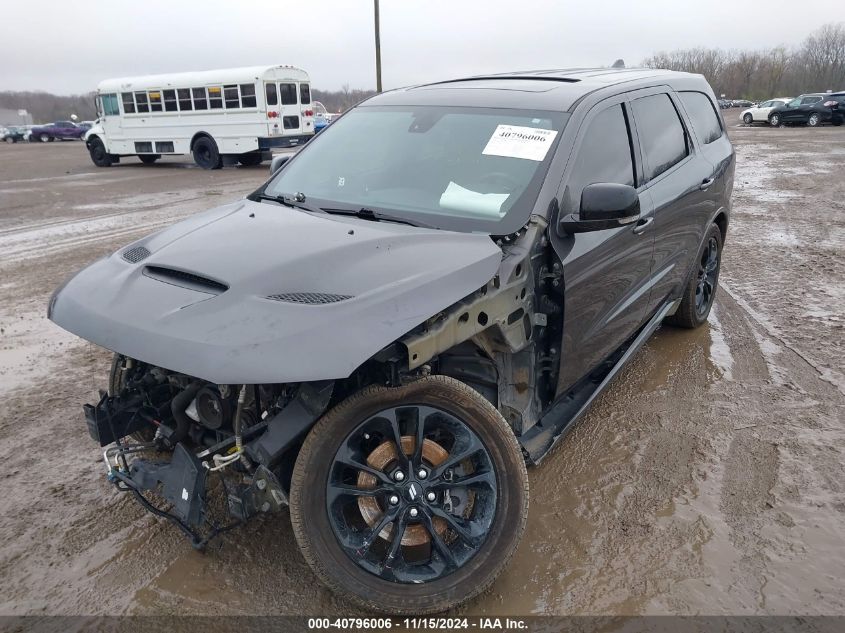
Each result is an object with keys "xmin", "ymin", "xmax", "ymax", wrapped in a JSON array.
[{"xmin": 49, "ymin": 68, "xmax": 733, "ymax": 614}]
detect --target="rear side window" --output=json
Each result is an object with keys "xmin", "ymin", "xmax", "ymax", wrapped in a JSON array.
[
  {"xmin": 801, "ymin": 96, "xmax": 822, "ymax": 105},
  {"xmin": 240, "ymin": 84, "xmax": 257, "ymax": 107},
  {"xmin": 632, "ymin": 93, "xmax": 688, "ymax": 180},
  {"xmin": 679, "ymin": 91, "xmax": 722, "ymax": 145},
  {"xmin": 566, "ymin": 103, "xmax": 635, "ymax": 211}
]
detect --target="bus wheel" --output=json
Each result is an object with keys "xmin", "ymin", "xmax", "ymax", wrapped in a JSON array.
[
  {"xmin": 88, "ymin": 138, "xmax": 113, "ymax": 167},
  {"xmin": 238, "ymin": 153, "xmax": 263, "ymax": 166},
  {"xmin": 192, "ymin": 137, "xmax": 223, "ymax": 170},
  {"xmin": 138, "ymin": 154, "xmax": 160, "ymax": 165}
]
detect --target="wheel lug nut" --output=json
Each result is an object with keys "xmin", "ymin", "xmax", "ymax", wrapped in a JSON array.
[
  {"xmin": 393, "ymin": 471, "xmax": 405, "ymax": 482},
  {"xmin": 426, "ymin": 491, "xmax": 436, "ymax": 502},
  {"xmin": 389, "ymin": 495, "xmax": 399, "ymax": 505},
  {"xmin": 418, "ymin": 468, "xmax": 427, "ymax": 479},
  {"xmin": 409, "ymin": 507, "xmax": 418, "ymax": 518}
]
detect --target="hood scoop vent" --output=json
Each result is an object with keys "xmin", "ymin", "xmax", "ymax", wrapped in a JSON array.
[
  {"xmin": 122, "ymin": 246, "xmax": 151, "ymax": 263},
  {"xmin": 143, "ymin": 266, "xmax": 229, "ymax": 295},
  {"xmin": 266, "ymin": 292, "xmax": 353, "ymax": 305}
]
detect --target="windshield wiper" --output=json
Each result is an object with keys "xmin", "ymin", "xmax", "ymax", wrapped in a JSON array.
[
  {"xmin": 321, "ymin": 206, "xmax": 432, "ymax": 228},
  {"xmin": 254, "ymin": 193, "xmax": 326, "ymax": 215},
  {"xmin": 255, "ymin": 192, "xmax": 433, "ymax": 229}
]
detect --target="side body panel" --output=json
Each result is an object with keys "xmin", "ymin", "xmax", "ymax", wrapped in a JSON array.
[{"xmin": 550, "ymin": 92, "xmax": 656, "ymax": 394}]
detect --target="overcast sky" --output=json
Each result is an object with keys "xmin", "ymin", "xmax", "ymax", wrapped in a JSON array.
[{"xmin": 1, "ymin": 0, "xmax": 839, "ymax": 94}]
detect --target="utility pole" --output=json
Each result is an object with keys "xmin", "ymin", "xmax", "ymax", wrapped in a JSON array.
[{"xmin": 374, "ymin": 0, "xmax": 382, "ymax": 93}]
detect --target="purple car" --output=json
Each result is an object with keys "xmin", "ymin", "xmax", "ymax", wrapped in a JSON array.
[{"xmin": 30, "ymin": 121, "xmax": 85, "ymax": 142}]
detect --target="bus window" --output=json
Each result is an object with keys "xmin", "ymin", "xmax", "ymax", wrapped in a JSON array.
[
  {"xmin": 208, "ymin": 86, "xmax": 223, "ymax": 109},
  {"xmin": 149, "ymin": 91, "xmax": 163, "ymax": 112},
  {"xmin": 135, "ymin": 92, "xmax": 150, "ymax": 113},
  {"xmin": 300, "ymin": 83, "xmax": 311, "ymax": 105},
  {"xmin": 163, "ymin": 90, "xmax": 178, "ymax": 112},
  {"xmin": 178, "ymin": 89, "xmax": 193, "ymax": 111},
  {"xmin": 122, "ymin": 93, "xmax": 136, "ymax": 114},
  {"xmin": 280, "ymin": 83, "xmax": 297, "ymax": 105},
  {"xmin": 240, "ymin": 84, "xmax": 256, "ymax": 108},
  {"xmin": 266, "ymin": 83, "xmax": 278, "ymax": 106},
  {"xmin": 192, "ymin": 88, "xmax": 208, "ymax": 110},
  {"xmin": 224, "ymin": 85, "xmax": 240, "ymax": 109},
  {"xmin": 103, "ymin": 94, "xmax": 120, "ymax": 116}
]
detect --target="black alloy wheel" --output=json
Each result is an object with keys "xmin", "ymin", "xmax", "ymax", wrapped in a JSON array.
[
  {"xmin": 290, "ymin": 376, "xmax": 528, "ymax": 614},
  {"xmin": 326, "ymin": 404, "xmax": 498, "ymax": 584},
  {"xmin": 665, "ymin": 222, "xmax": 723, "ymax": 328},
  {"xmin": 695, "ymin": 236, "xmax": 720, "ymax": 318}
]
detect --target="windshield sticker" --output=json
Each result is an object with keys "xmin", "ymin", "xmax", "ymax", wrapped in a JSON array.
[
  {"xmin": 482, "ymin": 125, "xmax": 558, "ymax": 162},
  {"xmin": 439, "ymin": 181, "xmax": 510, "ymax": 218}
]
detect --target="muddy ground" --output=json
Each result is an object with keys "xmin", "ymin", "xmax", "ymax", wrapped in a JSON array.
[{"xmin": 0, "ymin": 113, "xmax": 843, "ymax": 616}]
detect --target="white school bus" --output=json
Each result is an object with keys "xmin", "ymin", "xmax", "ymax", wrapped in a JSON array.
[{"xmin": 85, "ymin": 65, "xmax": 315, "ymax": 169}]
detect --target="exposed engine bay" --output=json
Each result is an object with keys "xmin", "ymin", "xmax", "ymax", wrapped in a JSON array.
[{"xmin": 93, "ymin": 355, "xmax": 333, "ymax": 547}]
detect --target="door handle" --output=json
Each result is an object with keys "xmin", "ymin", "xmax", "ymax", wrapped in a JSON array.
[
  {"xmin": 699, "ymin": 177, "xmax": 715, "ymax": 190},
  {"xmin": 632, "ymin": 216, "xmax": 653, "ymax": 235}
]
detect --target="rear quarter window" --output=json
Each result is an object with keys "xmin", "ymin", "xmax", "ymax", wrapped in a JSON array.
[{"xmin": 679, "ymin": 91, "xmax": 723, "ymax": 145}]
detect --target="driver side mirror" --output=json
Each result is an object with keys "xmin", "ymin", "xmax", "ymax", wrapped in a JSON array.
[
  {"xmin": 558, "ymin": 182, "xmax": 640, "ymax": 234},
  {"xmin": 269, "ymin": 154, "xmax": 290, "ymax": 174}
]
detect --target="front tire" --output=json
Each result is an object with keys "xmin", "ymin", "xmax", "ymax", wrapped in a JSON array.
[
  {"xmin": 769, "ymin": 113, "xmax": 781, "ymax": 127},
  {"xmin": 88, "ymin": 137, "xmax": 114, "ymax": 167},
  {"xmin": 39, "ymin": 133, "xmax": 51, "ymax": 142},
  {"xmin": 290, "ymin": 375, "xmax": 529, "ymax": 614},
  {"xmin": 743, "ymin": 113, "xmax": 753, "ymax": 124},
  {"xmin": 192, "ymin": 136, "xmax": 222, "ymax": 169},
  {"xmin": 666, "ymin": 223, "xmax": 723, "ymax": 329}
]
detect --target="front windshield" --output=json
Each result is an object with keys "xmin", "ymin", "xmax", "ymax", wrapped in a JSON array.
[{"xmin": 261, "ymin": 105, "xmax": 569, "ymax": 233}]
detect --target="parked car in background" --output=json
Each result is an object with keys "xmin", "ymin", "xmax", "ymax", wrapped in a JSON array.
[
  {"xmin": 2, "ymin": 126, "xmax": 27, "ymax": 143},
  {"xmin": 742, "ymin": 98, "xmax": 791, "ymax": 124},
  {"xmin": 313, "ymin": 100, "xmax": 330, "ymax": 133},
  {"xmin": 768, "ymin": 94, "xmax": 837, "ymax": 127},
  {"xmin": 717, "ymin": 99, "xmax": 731, "ymax": 109},
  {"xmin": 29, "ymin": 121, "xmax": 86, "ymax": 142},
  {"xmin": 731, "ymin": 99, "xmax": 754, "ymax": 108},
  {"xmin": 823, "ymin": 92, "xmax": 845, "ymax": 125}
]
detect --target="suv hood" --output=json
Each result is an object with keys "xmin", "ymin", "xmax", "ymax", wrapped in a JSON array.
[{"xmin": 49, "ymin": 199, "xmax": 502, "ymax": 383}]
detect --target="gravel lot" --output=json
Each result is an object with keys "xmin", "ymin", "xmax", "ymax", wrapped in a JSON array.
[{"xmin": 0, "ymin": 115, "xmax": 843, "ymax": 616}]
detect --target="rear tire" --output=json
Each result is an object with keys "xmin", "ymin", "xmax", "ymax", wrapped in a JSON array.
[
  {"xmin": 237, "ymin": 153, "xmax": 263, "ymax": 166},
  {"xmin": 138, "ymin": 154, "xmax": 160, "ymax": 164},
  {"xmin": 290, "ymin": 375, "xmax": 529, "ymax": 614},
  {"xmin": 743, "ymin": 113, "xmax": 753, "ymax": 124},
  {"xmin": 5, "ymin": 136, "xmax": 14, "ymax": 144},
  {"xmin": 192, "ymin": 136, "xmax": 222, "ymax": 169},
  {"xmin": 665, "ymin": 223, "xmax": 723, "ymax": 329},
  {"xmin": 807, "ymin": 113, "xmax": 821, "ymax": 127},
  {"xmin": 88, "ymin": 137, "xmax": 114, "ymax": 167}
]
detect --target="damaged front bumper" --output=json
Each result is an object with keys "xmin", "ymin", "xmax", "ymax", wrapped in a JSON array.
[{"xmin": 88, "ymin": 383, "xmax": 332, "ymax": 548}]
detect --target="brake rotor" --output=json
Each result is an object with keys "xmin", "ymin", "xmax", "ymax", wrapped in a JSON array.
[{"xmin": 357, "ymin": 436, "xmax": 449, "ymax": 546}]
